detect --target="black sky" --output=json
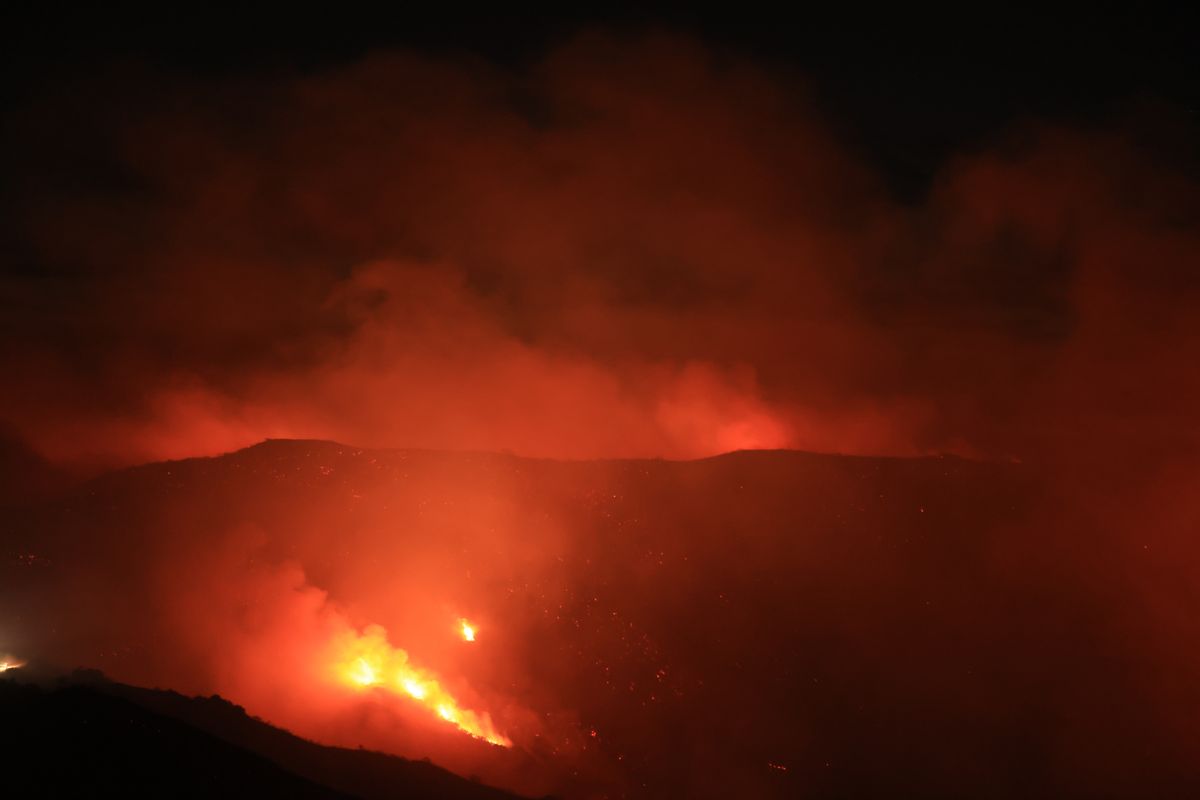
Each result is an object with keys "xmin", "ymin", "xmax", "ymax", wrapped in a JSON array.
[{"xmin": 4, "ymin": 7, "xmax": 1197, "ymax": 199}]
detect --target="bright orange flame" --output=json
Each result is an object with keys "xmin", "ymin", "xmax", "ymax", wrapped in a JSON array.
[
  {"xmin": 0, "ymin": 659, "xmax": 23, "ymax": 673},
  {"xmin": 460, "ymin": 618, "xmax": 476, "ymax": 642},
  {"xmin": 332, "ymin": 624, "xmax": 509, "ymax": 747},
  {"xmin": 350, "ymin": 657, "xmax": 377, "ymax": 686}
]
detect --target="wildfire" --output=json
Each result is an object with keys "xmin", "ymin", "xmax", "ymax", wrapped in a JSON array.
[
  {"xmin": 349, "ymin": 658, "xmax": 377, "ymax": 686},
  {"xmin": 460, "ymin": 618, "xmax": 476, "ymax": 642},
  {"xmin": 332, "ymin": 624, "xmax": 509, "ymax": 747},
  {"xmin": 0, "ymin": 659, "xmax": 22, "ymax": 672}
]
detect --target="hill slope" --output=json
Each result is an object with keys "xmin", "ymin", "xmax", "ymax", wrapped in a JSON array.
[
  {"xmin": 0, "ymin": 675, "xmax": 351, "ymax": 798},
  {"xmin": 0, "ymin": 670, "xmax": 530, "ymax": 800},
  {"xmin": 1, "ymin": 440, "xmax": 1198, "ymax": 797}
]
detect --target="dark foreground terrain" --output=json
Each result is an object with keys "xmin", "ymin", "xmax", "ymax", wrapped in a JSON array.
[
  {"xmin": 0, "ymin": 671, "xmax": 527, "ymax": 799},
  {"xmin": 2, "ymin": 440, "xmax": 1199, "ymax": 797},
  {"xmin": 0, "ymin": 672, "xmax": 346, "ymax": 798}
]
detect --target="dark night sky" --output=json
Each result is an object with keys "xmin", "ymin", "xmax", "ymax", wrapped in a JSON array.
[{"xmin": 4, "ymin": 8, "xmax": 1198, "ymax": 197}]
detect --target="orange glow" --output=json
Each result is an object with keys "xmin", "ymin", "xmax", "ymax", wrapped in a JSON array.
[
  {"xmin": 332, "ymin": 624, "xmax": 509, "ymax": 747},
  {"xmin": 349, "ymin": 657, "xmax": 377, "ymax": 686},
  {"xmin": 460, "ymin": 618, "xmax": 476, "ymax": 642}
]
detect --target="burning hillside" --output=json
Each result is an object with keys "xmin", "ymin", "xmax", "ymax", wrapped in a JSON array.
[
  {"xmin": 333, "ymin": 623, "xmax": 511, "ymax": 747},
  {"xmin": 3, "ymin": 441, "xmax": 1200, "ymax": 797}
]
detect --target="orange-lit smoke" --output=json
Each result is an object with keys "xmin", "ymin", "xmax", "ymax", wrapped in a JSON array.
[
  {"xmin": 0, "ymin": 34, "xmax": 890, "ymax": 470},
  {"xmin": 2, "ymin": 35, "xmax": 1197, "ymax": 471},
  {"xmin": 30, "ymin": 511, "xmax": 589, "ymax": 797}
]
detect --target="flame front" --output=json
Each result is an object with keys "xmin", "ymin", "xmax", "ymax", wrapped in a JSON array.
[
  {"xmin": 332, "ymin": 624, "xmax": 509, "ymax": 747},
  {"xmin": 460, "ymin": 618, "xmax": 476, "ymax": 642}
]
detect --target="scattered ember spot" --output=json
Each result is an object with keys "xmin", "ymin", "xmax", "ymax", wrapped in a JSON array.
[{"xmin": 16, "ymin": 553, "xmax": 51, "ymax": 567}]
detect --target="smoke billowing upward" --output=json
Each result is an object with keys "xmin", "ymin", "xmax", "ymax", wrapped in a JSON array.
[{"xmin": 2, "ymin": 33, "xmax": 1196, "ymax": 471}]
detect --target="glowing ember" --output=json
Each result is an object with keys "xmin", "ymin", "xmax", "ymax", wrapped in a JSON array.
[
  {"xmin": 332, "ymin": 624, "xmax": 509, "ymax": 747},
  {"xmin": 459, "ymin": 618, "xmax": 476, "ymax": 642}
]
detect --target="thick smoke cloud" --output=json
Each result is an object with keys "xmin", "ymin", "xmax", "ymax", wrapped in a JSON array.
[{"xmin": 4, "ymin": 33, "xmax": 1194, "ymax": 471}]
